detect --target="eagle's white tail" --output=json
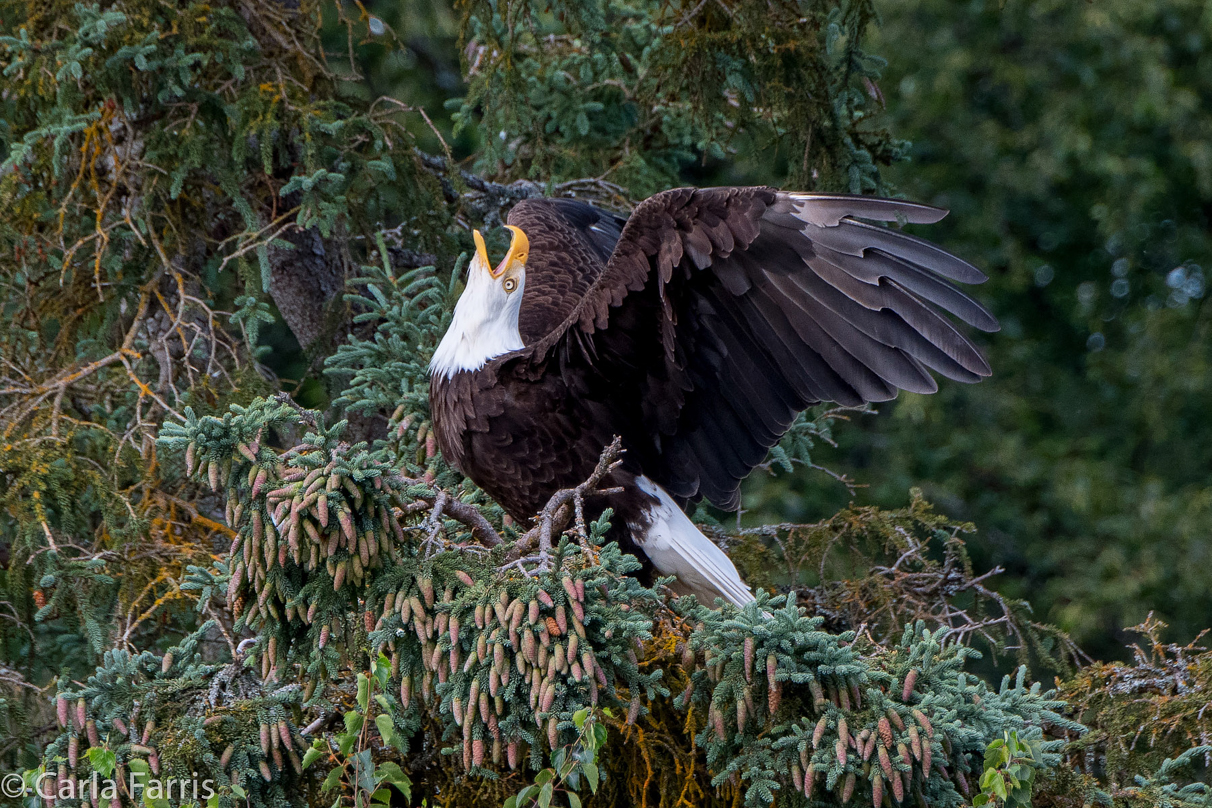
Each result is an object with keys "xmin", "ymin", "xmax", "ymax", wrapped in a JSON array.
[{"xmin": 633, "ymin": 476, "xmax": 756, "ymax": 608}]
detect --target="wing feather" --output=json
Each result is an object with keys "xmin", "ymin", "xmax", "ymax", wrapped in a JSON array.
[
  {"xmin": 802, "ymin": 218, "xmax": 988, "ymax": 284},
  {"xmin": 781, "ymin": 193, "xmax": 950, "ymax": 226},
  {"xmin": 803, "ymin": 250, "xmax": 992, "ymax": 377},
  {"xmin": 808, "ymin": 241, "xmax": 999, "ymax": 332},
  {"xmin": 529, "ymin": 187, "xmax": 997, "ymax": 509},
  {"xmin": 778, "ymin": 275, "xmax": 941, "ymax": 394},
  {"xmin": 716, "ymin": 281, "xmax": 830, "ymax": 404}
]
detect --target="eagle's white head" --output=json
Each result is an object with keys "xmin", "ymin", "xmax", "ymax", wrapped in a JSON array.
[{"xmin": 430, "ymin": 226, "xmax": 529, "ymax": 379}]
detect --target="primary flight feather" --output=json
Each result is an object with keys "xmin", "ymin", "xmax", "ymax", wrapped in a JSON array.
[{"xmin": 429, "ymin": 186, "xmax": 998, "ymax": 607}]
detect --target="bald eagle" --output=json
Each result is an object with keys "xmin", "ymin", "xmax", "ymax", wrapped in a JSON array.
[{"xmin": 429, "ymin": 187, "xmax": 997, "ymax": 607}]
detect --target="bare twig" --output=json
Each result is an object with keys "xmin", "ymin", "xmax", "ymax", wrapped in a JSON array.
[
  {"xmin": 399, "ymin": 486, "xmax": 502, "ymax": 549},
  {"xmin": 205, "ymin": 602, "xmax": 239, "ymax": 660},
  {"xmin": 513, "ymin": 437, "xmax": 625, "ymax": 564}
]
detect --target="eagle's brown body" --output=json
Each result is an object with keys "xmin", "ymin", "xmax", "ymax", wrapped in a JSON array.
[
  {"xmin": 429, "ymin": 197, "xmax": 629, "ymax": 521},
  {"xmin": 429, "ymin": 187, "xmax": 997, "ymax": 604}
]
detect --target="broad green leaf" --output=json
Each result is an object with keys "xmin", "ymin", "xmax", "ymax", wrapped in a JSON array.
[
  {"xmin": 583, "ymin": 762, "xmax": 599, "ymax": 792},
  {"xmin": 993, "ymin": 777, "xmax": 1008, "ymax": 800},
  {"xmin": 357, "ymin": 673, "xmax": 370, "ymax": 710},
  {"xmin": 538, "ymin": 781, "xmax": 553, "ymax": 808},
  {"xmin": 568, "ymin": 793, "xmax": 582, "ymax": 808},
  {"xmin": 377, "ymin": 761, "xmax": 412, "ymax": 799},
  {"xmin": 355, "ymin": 749, "xmax": 376, "ymax": 793},
  {"xmin": 345, "ymin": 710, "xmax": 365, "ymax": 735},
  {"xmin": 86, "ymin": 747, "xmax": 116, "ymax": 777},
  {"xmin": 373, "ymin": 652, "xmax": 391, "ymax": 686},
  {"xmin": 376, "ymin": 714, "xmax": 394, "ymax": 746},
  {"xmin": 302, "ymin": 747, "xmax": 324, "ymax": 769},
  {"xmin": 338, "ymin": 731, "xmax": 358, "ymax": 755}
]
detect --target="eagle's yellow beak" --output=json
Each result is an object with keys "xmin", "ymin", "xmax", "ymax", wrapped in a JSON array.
[
  {"xmin": 493, "ymin": 225, "xmax": 529, "ymax": 278},
  {"xmin": 472, "ymin": 226, "xmax": 529, "ymax": 279},
  {"xmin": 473, "ymin": 229, "xmax": 492, "ymax": 274}
]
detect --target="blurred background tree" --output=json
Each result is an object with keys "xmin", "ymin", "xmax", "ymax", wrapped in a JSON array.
[{"xmin": 771, "ymin": 0, "xmax": 1212, "ymax": 660}]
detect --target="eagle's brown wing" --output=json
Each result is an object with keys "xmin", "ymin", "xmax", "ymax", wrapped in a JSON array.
[
  {"xmin": 531, "ymin": 186, "xmax": 998, "ymax": 511},
  {"xmin": 507, "ymin": 198, "xmax": 625, "ymax": 344}
]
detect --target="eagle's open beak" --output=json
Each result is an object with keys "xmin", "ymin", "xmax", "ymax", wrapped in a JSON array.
[
  {"xmin": 472, "ymin": 226, "xmax": 529, "ymax": 279},
  {"xmin": 493, "ymin": 225, "xmax": 529, "ymax": 277},
  {"xmin": 473, "ymin": 229, "xmax": 492, "ymax": 275}
]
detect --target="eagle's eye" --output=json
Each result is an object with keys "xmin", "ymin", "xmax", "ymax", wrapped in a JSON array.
[{"xmin": 503, "ymin": 278, "xmax": 518, "ymax": 293}]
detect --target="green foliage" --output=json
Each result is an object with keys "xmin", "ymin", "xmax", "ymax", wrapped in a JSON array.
[
  {"xmin": 0, "ymin": 0, "xmax": 449, "ymax": 761},
  {"xmin": 32, "ymin": 623, "xmax": 313, "ymax": 808},
  {"xmin": 323, "ymin": 238, "xmax": 462, "ymax": 478},
  {"xmin": 974, "ymin": 731, "xmax": 1043, "ymax": 808},
  {"xmin": 504, "ymin": 707, "xmax": 608, "ymax": 808},
  {"xmin": 726, "ymin": 492, "xmax": 1083, "ymax": 674},
  {"xmin": 1122, "ymin": 747, "xmax": 1212, "ymax": 808},
  {"xmin": 11, "ymin": 382, "xmax": 1083, "ymax": 808},
  {"xmin": 455, "ymin": 0, "xmax": 902, "ymax": 194},
  {"xmin": 676, "ymin": 599, "xmax": 1079, "ymax": 808},
  {"xmin": 303, "ymin": 653, "xmax": 413, "ymax": 807},
  {"xmin": 980, "ymin": 615, "xmax": 1212, "ymax": 807},
  {"xmin": 1047, "ymin": 617, "xmax": 1212, "ymax": 798}
]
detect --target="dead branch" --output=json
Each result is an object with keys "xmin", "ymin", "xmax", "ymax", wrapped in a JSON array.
[
  {"xmin": 400, "ymin": 485, "xmax": 503, "ymax": 549},
  {"xmin": 513, "ymin": 437, "xmax": 625, "ymax": 562}
]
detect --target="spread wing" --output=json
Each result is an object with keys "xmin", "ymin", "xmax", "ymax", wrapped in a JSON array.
[{"xmin": 532, "ymin": 186, "xmax": 999, "ymax": 511}]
